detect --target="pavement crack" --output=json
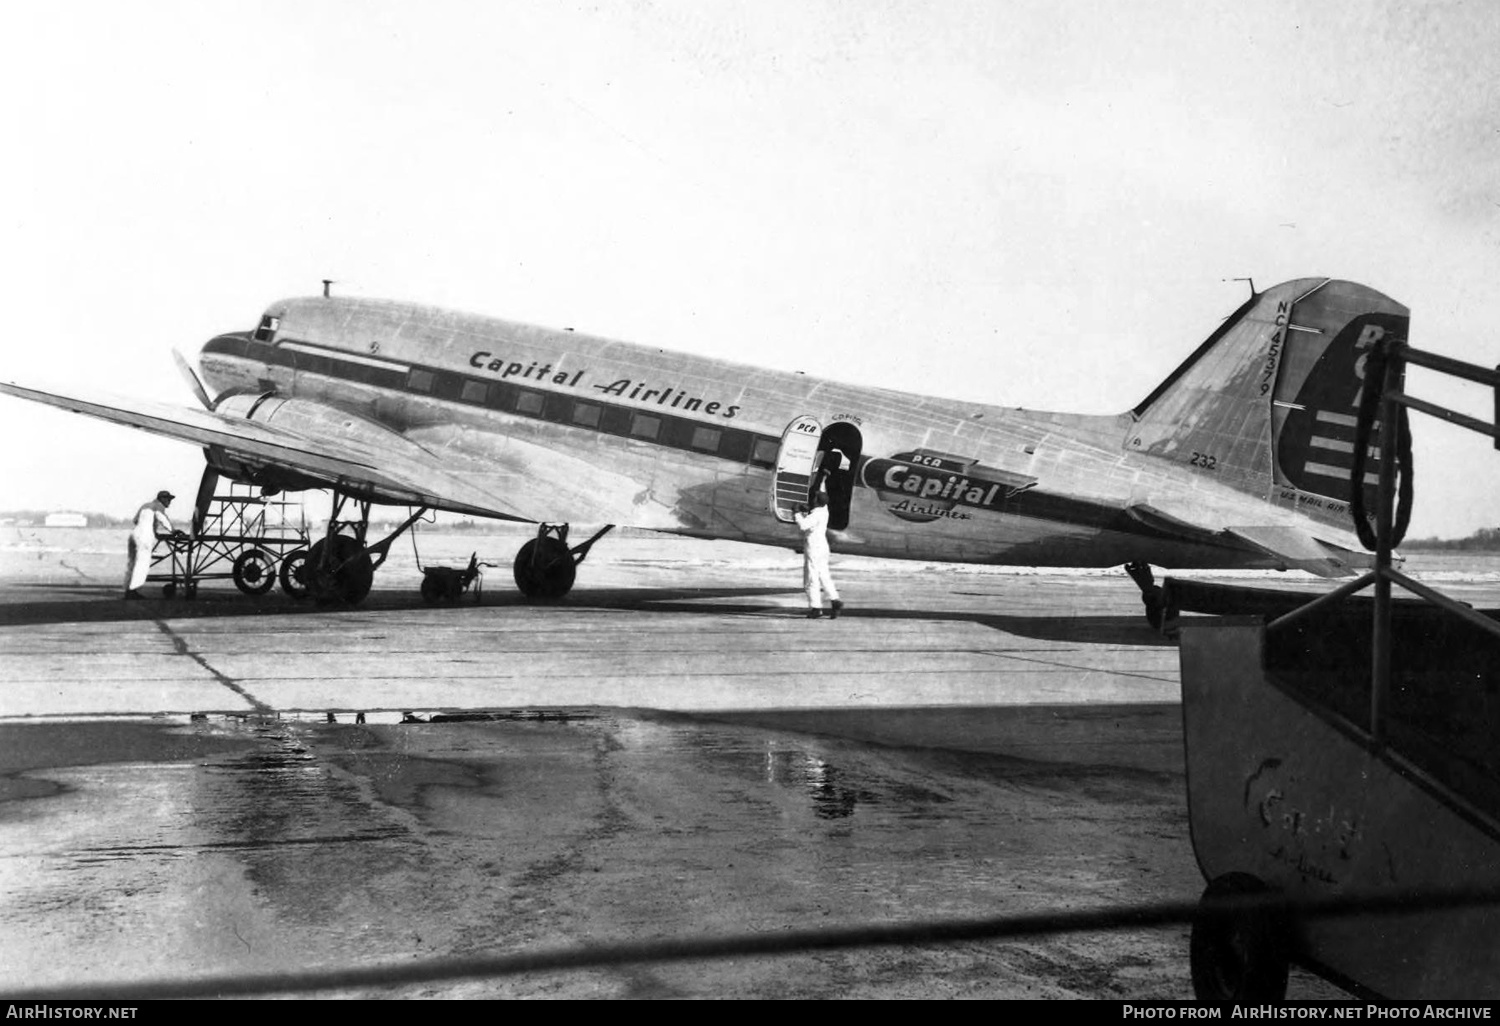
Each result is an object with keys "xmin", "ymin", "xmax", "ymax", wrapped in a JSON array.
[
  {"xmin": 151, "ymin": 620, "xmax": 271, "ymax": 711},
  {"xmin": 977, "ymin": 649, "xmax": 1177, "ymax": 684},
  {"xmin": 55, "ymin": 557, "xmax": 89, "ymax": 580}
]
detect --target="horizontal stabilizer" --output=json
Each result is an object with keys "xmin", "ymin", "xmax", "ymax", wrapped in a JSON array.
[
  {"xmin": 1129, "ymin": 497, "xmax": 1368, "ymax": 578},
  {"xmin": 1224, "ymin": 524, "xmax": 1358, "ymax": 578},
  {"xmin": 1126, "ymin": 503, "xmax": 1225, "ymax": 544}
]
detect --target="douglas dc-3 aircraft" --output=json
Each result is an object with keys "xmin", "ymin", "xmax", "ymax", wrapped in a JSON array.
[{"xmin": 0, "ymin": 277, "xmax": 1407, "ymax": 622}]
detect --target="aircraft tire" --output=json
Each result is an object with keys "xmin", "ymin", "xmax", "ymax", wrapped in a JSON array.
[
  {"xmin": 279, "ymin": 548, "xmax": 311, "ymax": 599},
  {"xmin": 1189, "ymin": 872, "xmax": 1289, "ymax": 1001},
  {"xmin": 307, "ymin": 535, "xmax": 374, "ymax": 607},
  {"xmin": 1142, "ymin": 586, "xmax": 1165, "ymax": 630},
  {"xmin": 232, "ymin": 549, "xmax": 277, "ymax": 595},
  {"xmin": 513, "ymin": 537, "xmax": 576, "ymax": 601}
]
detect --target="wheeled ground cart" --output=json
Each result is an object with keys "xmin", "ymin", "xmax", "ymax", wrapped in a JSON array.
[
  {"xmin": 148, "ymin": 480, "xmax": 310, "ymax": 598},
  {"xmin": 1178, "ymin": 331, "xmax": 1500, "ymax": 1000}
]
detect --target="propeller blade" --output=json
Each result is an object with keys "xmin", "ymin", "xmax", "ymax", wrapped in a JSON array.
[{"xmin": 172, "ymin": 349, "xmax": 214, "ymax": 409}]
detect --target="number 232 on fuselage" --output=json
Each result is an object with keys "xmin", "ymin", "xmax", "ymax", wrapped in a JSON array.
[{"xmin": 0, "ymin": 277, "xmax": 1407, "ymax": 615}]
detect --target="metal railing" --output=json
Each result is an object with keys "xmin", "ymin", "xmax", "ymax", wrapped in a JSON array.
[{"xmin": 1269, "ymin": 338, "xmax": 1500, "ymax": 743}]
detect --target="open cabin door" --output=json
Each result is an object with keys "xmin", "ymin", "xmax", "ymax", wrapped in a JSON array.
[{"xmin": 771, "ymin": 415, "xmax": 823, "ymax": 523}]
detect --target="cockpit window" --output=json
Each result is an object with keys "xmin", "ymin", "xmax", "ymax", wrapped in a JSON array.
[{"xmin": 253, "ymin": 315, "xmax": 280, "ymax": 342}]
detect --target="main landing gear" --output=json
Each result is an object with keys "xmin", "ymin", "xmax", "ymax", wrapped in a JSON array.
[
  {"xmin": 303, "ymin": 493, "xmax": 430, "ymax": 607},
  {"xmin": 513, "ymin": 523, "xmax": 614, "ymax": 601},
  {"xmin": 269, "ymin": 498, "xmax": 616, "ymax": 606}
]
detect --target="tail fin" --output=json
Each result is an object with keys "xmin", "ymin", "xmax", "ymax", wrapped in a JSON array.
[{"xmin": 1127, "ymin": 278, "xmax": 1409, "ymax": 520}]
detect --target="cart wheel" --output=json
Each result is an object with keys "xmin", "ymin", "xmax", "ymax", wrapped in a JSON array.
[
  {"xmin": 232, "ymin": 549, "xmax": 277, "ymax": 595},
  {"xmin": 1190, "ymin": 872, "xmax": 1290, "ymax": 1001},
  {"xmin": 279, "ymin": 548, "xmax": 311, "ymax": 599},
  {"xmin": 162, "ymin": 583, "xmax": 176, "ymax": 598}
]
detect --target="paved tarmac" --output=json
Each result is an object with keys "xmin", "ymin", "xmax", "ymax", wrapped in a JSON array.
[{"xmin": 3, "ymin": 526, "xmax": 1493, "ymax": 999}]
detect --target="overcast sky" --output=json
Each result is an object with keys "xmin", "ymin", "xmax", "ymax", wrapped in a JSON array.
[{"xmin": 3, "ymin": 0, "xmax": 1499, "ymax": 538}]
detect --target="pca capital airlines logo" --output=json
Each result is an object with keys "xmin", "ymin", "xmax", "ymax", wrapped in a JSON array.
[{"xmin": 863, "ymin": 450, "xmax": 1037, "ymax": 523}]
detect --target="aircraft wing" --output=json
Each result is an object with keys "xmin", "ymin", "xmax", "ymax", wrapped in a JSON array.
[
  {"xmin": 0, "ymin": 381, "xmax": 525, "ymax": 518},
  {"xmin": 1127, "ymin": 500, "xmax": 1364, "ymax": 578}
]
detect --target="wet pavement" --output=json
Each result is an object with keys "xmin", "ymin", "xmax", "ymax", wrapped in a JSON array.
[
  {"xmin": 4, "ymin": 528, "xmax": 1495, "ymax": 998},
  {"xmin": 0, "ymin": 713, "xmax": 1199, "ymax": 999}
]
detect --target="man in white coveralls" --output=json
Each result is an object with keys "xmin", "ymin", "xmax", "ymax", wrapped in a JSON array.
[
  {"xmin": 123, "ymin": 489, "xmax": 178, "ymax": 599},
  {"xmin": 793, "ymin": 490, "xmax": 844, "ymax": 620}
]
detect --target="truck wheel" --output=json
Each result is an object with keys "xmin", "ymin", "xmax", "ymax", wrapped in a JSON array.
[{"xmin": 1190, "ymin": 872, "xmax": 1290, "ymax": 1001}]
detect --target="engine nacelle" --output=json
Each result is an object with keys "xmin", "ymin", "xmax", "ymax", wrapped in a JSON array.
[
  {"xmin": 213, "ymin": 392, "xmax": 405, "ymax": 446},
  {"xmin": 207, "ymin": 393, "xmax": 432, "ymax": 496}
]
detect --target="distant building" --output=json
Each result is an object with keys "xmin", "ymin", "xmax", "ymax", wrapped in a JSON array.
[{"xmin": 44, "ymin": 513, "xmax": 88, "ymax": 528}]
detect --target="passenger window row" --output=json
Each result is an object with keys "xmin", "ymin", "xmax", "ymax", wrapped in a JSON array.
[{"xmin": 211, "ymin": 334, "xmax": 781, "ymax": 468}]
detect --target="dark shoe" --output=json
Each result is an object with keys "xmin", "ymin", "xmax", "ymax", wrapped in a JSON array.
[
  {"xmin": 124, "ymin": 590, "xmax": 143, "ymax": 600},
  {"xmin": 830, "ymin": 599, "xmax": 844, "ymax": 619},
  {"xmin": 805, "ymin": 609, "xmax": 822, "ymax": 619}
]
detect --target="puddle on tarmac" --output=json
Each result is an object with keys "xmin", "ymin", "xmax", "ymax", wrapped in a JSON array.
[{"xmin": 611, "ymin": 716, "xmax": 954, "ymax": 822}]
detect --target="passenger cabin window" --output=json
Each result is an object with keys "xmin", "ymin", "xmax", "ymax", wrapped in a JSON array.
[
  {"xmin": 750, "ymin": 438, "xmax": 779, "ymax": 467},
  {"xmin": 460, "ymin": 380, "xmax": 488, "ymax": 404},
  {"xmin": 408, "ymin": 368, "xmax": 435, "ymax": 393},
  {"xmin": 690, "ymin": 426, "xmax": 722, "ymax": 453},
  {"xmin": 572, "ymin": 403, "xmax": 602, "ymax": 428},
  {"xmin": 516, "ymin": 391, "xmax": 545, "ymax": 416},
  {"xmin": 629, "ymin": 413, "xmax": 662, "ymax": 441},
  {"xmin": 253, "ymin": 315, "xmax": 280, "ymax": 343}
]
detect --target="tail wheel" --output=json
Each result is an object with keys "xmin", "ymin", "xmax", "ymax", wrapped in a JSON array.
[
  {"xmin": 1189, "ymin": 872, "xmax": 1290, "ymax": 1001},
  {"xmin": 1142, "ymin": 585, "xmax": 1166, "ymax": 629},
  {"xmin": 307, "ymin": 535, "xmax": 374, "ymax": 607},
  {"xmin": 232, "ymin": 549, "xmax": 277, "ymax": 595},
  {"xmin": 279, "ymin": 548, "xmax": 311, "ymax": 599},
  {"xmin": 513, "ymin": 537, "xmax": 576, "ymax": 600}
]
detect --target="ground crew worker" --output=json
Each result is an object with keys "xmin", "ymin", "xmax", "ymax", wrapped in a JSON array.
[
  {"xmin": 123, "ymin": 490, "xmax": 178, "ymax": 599},
  {"xmin": 793, "ymin": 491, "xmax": 844, "ymax": 619}
]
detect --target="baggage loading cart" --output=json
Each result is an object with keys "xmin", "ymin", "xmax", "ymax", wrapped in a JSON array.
[{"xmin": 1178, "ymin": 334, "xmax": 1500, "ymax": 999}]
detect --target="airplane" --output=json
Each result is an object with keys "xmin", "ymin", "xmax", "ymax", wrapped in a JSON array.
[{"xmin": 0, "ymin": 277, "xmax": 1408, "ymax": 624}]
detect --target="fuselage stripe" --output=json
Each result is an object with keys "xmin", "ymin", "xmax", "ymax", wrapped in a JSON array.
[{"xmin": 200, "ymin": 332, "xmax": 1249, "ymax": 550}]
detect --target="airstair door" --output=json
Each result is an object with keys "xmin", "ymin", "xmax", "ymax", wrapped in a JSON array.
[{"xmin": 771, "ymin": 415, "xmax": 823, "ymax": 523}]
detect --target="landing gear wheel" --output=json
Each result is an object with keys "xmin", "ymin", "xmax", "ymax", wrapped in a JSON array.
[
  {"xmin": 513, "ymin": 537, "xmax": 576, "ymax": 600},
  {"xmin": 279, "ymin": 548, "xmax": 311, "ymax": 599},
  {"xmin": 307, "ymin": 535, "xmax": 374, "ymax": 607},
  {"xmin": 1143, "ymin": 585, "xmax": 1166, "ymax": 630},
  {"xmin": 1190, "ymin": 872, "xmax": 1290, "ymax": 1001},
  {"xmin": 232, "ymin": 549, "xmax": 277, "ymax": 595}
]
